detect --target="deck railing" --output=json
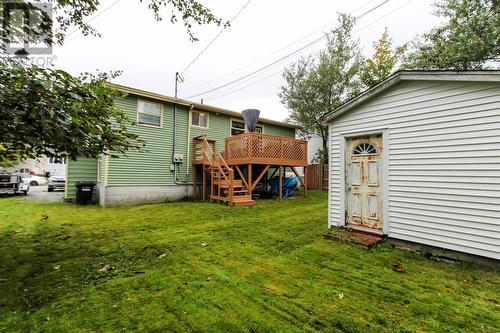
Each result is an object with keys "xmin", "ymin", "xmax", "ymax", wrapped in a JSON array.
[{"xmin": 224, "ymin": 132, "xmax": 308, "ymax": 166}]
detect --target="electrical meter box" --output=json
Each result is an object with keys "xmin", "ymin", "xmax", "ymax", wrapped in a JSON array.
[{"xmin": 173, "ymin": 153, "xmax": 184, "ymax": 164}]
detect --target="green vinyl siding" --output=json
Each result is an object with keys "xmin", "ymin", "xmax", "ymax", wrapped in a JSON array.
[
  {"xmin": 97, "ymin": 156, "xmax": 105, "ymax": 183},
  {"xmin": 262, "ymin": 123, "xmax": 295, "ymax": 137},
  {"xmin": 107, "ymin": 96, "xmax": 186, "ymax": 186},
  {"xmin": 102, "ymin": 95, "xmax": 296, "ymax": 187},
  {"xmin": 65, "ymin": 157, "xmax": 97, "ymax": 201}
]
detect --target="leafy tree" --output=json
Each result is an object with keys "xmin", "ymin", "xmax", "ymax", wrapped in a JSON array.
[
  {"xmin": 0, "ymin": 0, "xmax": 226, "ymax": 163},
  {"xmin": 279, "ymin": 14, "xmax": 364, "ymax": 163},
  {"xmin": 405, "ymin": 0, "xmax": 500, "ymax": 70},
  {"xmin": 0, "ymin": 0, "xmax": 226, "ymax": 47},
  {"xmin": 361, "ymin": 28, "xmax": 406, "ymax": 88},
  {"xmin": 0, "ymin": 58, "xmax": 143, "ymax": 161}
]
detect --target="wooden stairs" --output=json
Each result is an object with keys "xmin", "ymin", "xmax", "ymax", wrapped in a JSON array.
[{"xmin": 199, "ymin": 137, "xmax": 255, "ymax": 207}]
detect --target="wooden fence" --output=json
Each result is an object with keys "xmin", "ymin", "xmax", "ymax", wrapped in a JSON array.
[{"xmin": 306, "ymin": 164, "xmax": 328, "ymax": 190}]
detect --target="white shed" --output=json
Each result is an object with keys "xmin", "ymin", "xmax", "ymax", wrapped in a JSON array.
[{"xmin": 322, "ymin": 71, "xmax": 500, "ymax": 260}]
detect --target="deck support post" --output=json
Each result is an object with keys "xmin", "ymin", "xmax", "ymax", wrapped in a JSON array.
[
  {"xmin": 202, "ymin": 166, "xmax": 206, "ymax": 201},
  {"xmin": 210, "ymin": 165, "xmax": 214, "ymax": 202},
  {"xmin": 193, "ymin": 165, "xmax": 197, "ymax": 199},
  {"xmin": 228, "ymin": 170, "xmax": 234, "ymax": 204},
  {"xmin": 304, "ymin": 166, "xmax": 307, "ymax": 197},
  {"xmin": 250, "ymin": 165, "xmax": 270, "ymax": 192},
  {"xmin": 279, "ymin": 165, "xmax": 283, "ymax": 199},
  {"xmin": 248, "ymin": 164, "xmax": 252, "ymax": 196},
  {"xmin": 234, "ymin": 165, "xmax": 249, "ymax": 189}
]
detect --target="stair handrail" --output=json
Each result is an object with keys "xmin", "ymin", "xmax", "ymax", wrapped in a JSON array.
[{"xmin": 201, "ymin": 136, "xmax": 231, "ymax": 183}]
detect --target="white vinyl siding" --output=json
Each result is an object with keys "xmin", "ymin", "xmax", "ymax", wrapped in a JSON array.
[{"xmin": 328, "ymin": 80, "xmax": 500, "ymax": 260}]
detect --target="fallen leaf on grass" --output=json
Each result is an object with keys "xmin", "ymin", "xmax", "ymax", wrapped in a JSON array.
[
  {"xmin": 392, "ymin": 262, "xmax": 405, "ymax": 273},
  {"xmin": 53, "ymin": 265, "xmax": 61, "ymax": 270},
  {"xmin": 201, "ymin": 242, "xmax": 208, "ymax": 247},
  {"xmin": 337, "ymin": 293, "xmax": 344, "ymax": 299},
  {"xmin": 158, "ymin": 253, "xmax": 167, "ymax": 259},
  {"xmin": 99, "ymin": 264, "xmax": 112, "ymax": 272}
]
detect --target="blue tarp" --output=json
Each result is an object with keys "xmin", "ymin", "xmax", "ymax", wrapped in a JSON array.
[{"xmin": 269, "ymin": 176, "xmax": 299, "ymax": 198}]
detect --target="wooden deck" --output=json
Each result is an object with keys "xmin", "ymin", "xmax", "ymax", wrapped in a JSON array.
[
  {"xmin": 193, "ymin": 133, "xmax": 308, "ymax": 205},
  {"xmin": 193, "ymin": 133, "xmax": 308, "ymax": 167},
  {"xmin": 224, "ymin": 132, "xmax": 308, "ymax": 166}
]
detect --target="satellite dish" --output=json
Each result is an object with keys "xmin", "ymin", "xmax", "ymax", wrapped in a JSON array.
[{"xmin": 241, "ymin": 109, "xmax": 260, "ymax": 132}]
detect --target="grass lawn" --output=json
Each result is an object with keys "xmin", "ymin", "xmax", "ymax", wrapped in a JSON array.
[{"xmin": 0, "ymin": 191, "xmax": 498, "ymax": 332}]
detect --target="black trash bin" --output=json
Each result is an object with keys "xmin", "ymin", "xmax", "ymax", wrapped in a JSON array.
[{"xmin": 75, "ymin": 181, "xmax": 95, "ymax": 205}]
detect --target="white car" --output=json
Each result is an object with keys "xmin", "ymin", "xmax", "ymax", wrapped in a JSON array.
[
  {"xmin": 22, "ymin": 175, "xmax": 48, "ymax": 186},
  {"xmin": 48, "ymin": 170, "xmax": 66, "ymax": 192}
]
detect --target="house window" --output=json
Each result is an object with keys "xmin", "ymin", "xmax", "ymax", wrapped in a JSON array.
[
  {"xmin": 255, "ymin": 125, "xmax": 264, "ymax": 133},
  {"xmin": 231, "ymin": 120, "xmax": 246, "ymax": 136},
  {"xmin": 191, "ymin": 111, "xmax": 209, "ymax": 128},
  {"xmin": 48, "ymin": 156, "xmax": 66, "ymax": 164},
  {"xmin": 137, "ymin": 100, "xmax": 162, "ymax": 127}
]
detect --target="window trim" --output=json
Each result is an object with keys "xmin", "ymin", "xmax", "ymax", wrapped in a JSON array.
[
  {"xmin": 352, "ymin": 142, "xmax": 378, "ymax": 156},
  {"xmin": 230, "ymin": 118, "xmax": 265, "ymax": 136},
  {"xmin": 190, "ymin": 110, "xmax": 210, "ymax": 129},
  {"xmin": 230, "ymin": 118, "xmax": 246, "ymax": 136},
  {"xmin": 254, "ymin": 124, "xmax": 265, "ymax": 134},
  {"xmin": 136, "ymin": 99, "xmax": 164, "ymax": 128}
]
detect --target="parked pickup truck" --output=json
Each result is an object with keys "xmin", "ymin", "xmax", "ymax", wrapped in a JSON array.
[{"xmin": 0, "ymin": 172, "xmax": 29, "ymax": 195}]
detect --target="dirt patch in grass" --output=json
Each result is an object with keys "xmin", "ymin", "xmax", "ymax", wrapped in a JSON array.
[{"xmin": 0, "ymin": 191, "xmax": 499, "ymax": 332}]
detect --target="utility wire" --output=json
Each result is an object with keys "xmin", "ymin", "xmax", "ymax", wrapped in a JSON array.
[
  {"xmin": 63, "ymin": 0, "xmax": 123, "ymax": 40},
  {"xmin": 184, "ymin": 0, "xmax": 390, "ymax": 100},
  {"xmin": 27, "ymin": 0, "xmax": 122, "ymax": 55},
  {"xmin": 181, "ymin": 0, "xmax": 377, "ymax": 91},
  {"xmin": 180, "ymin": 0, "xmax": 253, "ymax": 76},
  {"xmin": 203, "ymin": 0, "xmax": 412, "ymax": 102},
  {"xmin": 206, "ymin": 69, "xmax": 284, "ymax": 101}
]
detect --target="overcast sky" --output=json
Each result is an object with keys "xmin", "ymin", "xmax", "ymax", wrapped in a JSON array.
[{"xmin": 54, "ymin": 0, "xmax": 442, "ymax": 121}]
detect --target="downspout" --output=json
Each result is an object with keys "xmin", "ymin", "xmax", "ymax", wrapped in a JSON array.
[
  {"xmin": 172, "ymin": 102, "xmax": 194, "ymax": 186},
  {"xmin": 171, "ymin": 73, "xmax": 200, "ymax": 191},
  {"xmin": 172, "ymin": 72, "xmax": 190, "ymax": 186},
  {"xmin": 186, "ymin": 105, "xmax": 193, "ymax": 176}
]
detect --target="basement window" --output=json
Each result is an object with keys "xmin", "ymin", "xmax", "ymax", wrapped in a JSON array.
[
  {"xmin": 191, "ymin": 111, "xmax": 209, "ymax": 128},
  {"xmin": 137, "ymin": 100, "xmax": 162, "ymax": 127}
]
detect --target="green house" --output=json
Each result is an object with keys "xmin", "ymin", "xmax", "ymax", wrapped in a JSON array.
[{"xmin": 64, "ymin": 84, "xmax": 298, "ymax": 207}]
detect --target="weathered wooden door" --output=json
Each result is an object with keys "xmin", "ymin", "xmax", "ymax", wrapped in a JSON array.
[{"xmin": 346, "ymin": 135, "xmax": 383, "ymax": 230}]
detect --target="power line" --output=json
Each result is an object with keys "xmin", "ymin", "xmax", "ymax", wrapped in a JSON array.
[
  {"xmin": 181, "ymin": 0, "xmax": 377, "ymax": 91},
  {"xmin": 63, "ymin": 0, "xmax": 123, "ymax": 40},
  {"xmin": 201, "ymin": 0, "xmax": 413, "ymax": 102},
  {"xmin": 184, "ymin": 0, "xmax": 390, "ymax": 100},
  {"xmin": 180, "ymin": 0, "xmax": 253, "ymax": 76},
  {"xmin": 27, "ymin": 0, "xmax": 122, "ymax": 55},
  {"xmin": 205, "ymin": 69, "xmax": 283, "ymax": 102}
]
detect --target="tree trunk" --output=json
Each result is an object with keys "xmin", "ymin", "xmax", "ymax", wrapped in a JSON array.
[{"xmin": 321, "ymin": 133, "xmax": 328, "ymax": 164}]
